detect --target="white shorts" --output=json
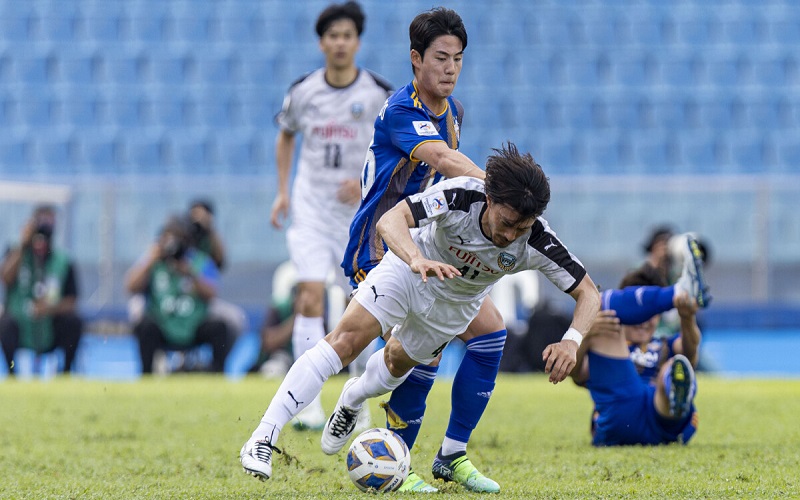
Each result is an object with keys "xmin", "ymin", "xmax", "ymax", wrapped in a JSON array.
[
  {"xmin": 286, "ymin": 222, "xmax": 350, "ymax": 290},
  {"xmin": 353, "ymin": 252, "xmax": 483, "ymax": 365}
]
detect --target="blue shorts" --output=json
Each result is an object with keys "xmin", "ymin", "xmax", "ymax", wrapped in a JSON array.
[{"xmin": 586, "ymin": 351, "xmax": 697, "ymax": 446}]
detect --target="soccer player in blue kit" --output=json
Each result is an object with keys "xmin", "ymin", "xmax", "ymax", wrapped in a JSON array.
[
  {"xmin": 569, "ymin": 239, "xmax": 708, "ymax": 446},
  {"xmin": 340, "ymin": 7, "xmax": 507, "ymax": 492}
]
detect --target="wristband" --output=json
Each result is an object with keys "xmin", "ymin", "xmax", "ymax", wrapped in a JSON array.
[{"xmin": 562, "ymin": 327, "xmax": 583, "ymax": 346}]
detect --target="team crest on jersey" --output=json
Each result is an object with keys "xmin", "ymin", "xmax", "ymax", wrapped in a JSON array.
[
  {"xmin": 497, "ymin": 252, "xmax": 517, "ymax": 271},
  {"xmin": 351, "ymin": 102, "xmax": 364, "ymax": 119},
  {"xmin": 412, "ymin": 120, "xmax": 438, "ymax": 136},
  {"xmin": 421, "ymin": 190, "xmax": 448, "ymax": 218}
]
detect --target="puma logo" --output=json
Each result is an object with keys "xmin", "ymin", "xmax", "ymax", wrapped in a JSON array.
[
  {"xmin": 456, "ymin": 235, "xmax": 471, "ymax": 245},
  {"xmin": 371, "ymin": 285, "xmax": 385, "ymax": 302},
  {"xmin": 544, "ymin": 238, "xmax": 558, "ymax": 251},
  {"xmin": 287, "ymin": 391, "xmax": 303, "ymax": 409}
]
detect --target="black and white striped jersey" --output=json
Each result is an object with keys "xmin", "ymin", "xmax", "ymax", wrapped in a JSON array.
[{"xmin": 402, "ymin": 176, "xmax": 587, "ymax": 302}]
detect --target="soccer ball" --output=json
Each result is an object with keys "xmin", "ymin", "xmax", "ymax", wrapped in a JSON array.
[{"xmin": 346, "ymin": 428, "xmax": 410, "ymax": 493}]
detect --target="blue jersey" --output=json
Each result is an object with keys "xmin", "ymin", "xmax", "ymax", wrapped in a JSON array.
[
  {"xmin": 628, "ymin": 333, "xmax": 679, "ymax": 384},
  {"xmin": 342, "ymin": 80, "xmax": 464, "ymax": 285}
]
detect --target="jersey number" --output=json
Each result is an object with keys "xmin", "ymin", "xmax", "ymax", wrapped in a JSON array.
[
  {"xmin": 457, "ymin": 265, "xmax": 480, "ymax": 280},
  {"xmin": 325, "ymin": 143, "xmax": 342, "ymax": 169}
]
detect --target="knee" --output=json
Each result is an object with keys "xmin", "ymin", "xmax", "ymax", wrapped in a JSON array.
[
  {"xmin": 295, "ymin": 283, "xmax": 325, "ymax": 316},
  {"xmin": 325, "ymin": 329, "xmax": 365, "ymax": 366},
  {"xmin": 462, "ymin": 304, "xmax": 505, "ymax": 341},
  {"xmin": 384, "ymin": 340, "xmax": 416, "ymax": 377}
]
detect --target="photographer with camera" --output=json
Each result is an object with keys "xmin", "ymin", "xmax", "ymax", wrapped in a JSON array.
[
  {"xmin": 0, "ymin": 205, "xmax": 83, "ymax": 376},
  {"xmin": 187, "ymin": 199, "xmax": 248, "ymax": 341},
  {"xmin": 188, "ymin": 199, "xmax": 226, "ymax": 270},
  {"xmin": 126, "ymin": 215, "xmax": 232, "ymax": 374}
]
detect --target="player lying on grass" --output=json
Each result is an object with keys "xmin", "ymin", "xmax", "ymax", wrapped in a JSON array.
[
  {"xmin": 570, "ymin": 240, "xmax": 708, "ymax": 446},
  {"xmin": 240, "ymin": 143, "xmax": 601, "ymax": 492}
]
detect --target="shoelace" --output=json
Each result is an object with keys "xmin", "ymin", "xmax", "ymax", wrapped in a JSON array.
[
  {"xmin": 253, "ymin": 440, "xmax": 282, "ymax": 463},
  {"xmin": 329, "ymin": 406, "xmax": 358, "ymax": 437}
]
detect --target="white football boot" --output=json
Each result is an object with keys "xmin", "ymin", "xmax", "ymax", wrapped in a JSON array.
[
  {"xmin": 321, "ymin": 377, "xmax": 362, "ymax": 455},
  {"xmin": 240, "ymin": 437, "xmax": 281, "ymax": 481}
]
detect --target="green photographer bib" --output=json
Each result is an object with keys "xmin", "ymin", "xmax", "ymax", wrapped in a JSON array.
[
  {"xmin": 146, "ymin": 258, "xmax": 208, "ymax": 347},
  {"xmin": 6, "ymin": 249, "xmax": 70, "ymax": 353}
]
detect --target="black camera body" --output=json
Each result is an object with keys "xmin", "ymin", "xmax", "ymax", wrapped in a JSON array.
[
  {"xmin": 162, "ymin": 234, "xmax": 188, "ymax": 261},
  {"xmin": 190, "ymin": 220, "xmax": 209, "ymax": 245}
]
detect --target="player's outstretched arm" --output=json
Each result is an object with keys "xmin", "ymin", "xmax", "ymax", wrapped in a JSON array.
[
  {"xmin": 543, "ymin": 274, "xmax": 601, "ymax": 384},
  {"xmin": 376, "ymin": 201, "xmax": 460, "ymax": 283},
  {"xmin": 413, "ymin": 141, "xmax": 485, "ymax": 180},
  {"xmin": 271, "ymin": 130, "xmax": 296, "ymax": 229}
]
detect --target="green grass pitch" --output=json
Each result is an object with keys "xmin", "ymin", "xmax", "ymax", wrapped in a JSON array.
[{"xmin": 2, "ymin": 374, "xmax": 798, "ymax": 499}]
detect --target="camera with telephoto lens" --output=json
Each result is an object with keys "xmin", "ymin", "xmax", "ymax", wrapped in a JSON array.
[
  {"xmin": 190, "ymin": 220, "xmax": 209, "ymax": 245},
  {"xmin": 162, "ymin": 234, "xmax": 188, "ymax": 261}
]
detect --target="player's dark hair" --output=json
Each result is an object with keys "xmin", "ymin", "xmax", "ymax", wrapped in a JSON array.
[
  {"xmin": 316, "ymin": 1, "xmax": 365, "ymax": 38},
  {"xmin": 618, "ymin": 264, "xmax": 668, "ymax": 288},
  {"xmin": 485, "ymin": 142, "xmax": 550, "ymax": 222},
  {"xmin": 409, "ymin": 7, "xmax": 467, "ymax": 68}
]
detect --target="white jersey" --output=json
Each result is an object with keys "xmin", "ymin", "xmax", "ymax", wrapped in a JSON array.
[
  {"xmin": 276, "ymin": 68, "xmax": 393, "ymax": 235},
  {"xmin": 403, "ymin": 176, "xmax": 587, "ymax": 302}
]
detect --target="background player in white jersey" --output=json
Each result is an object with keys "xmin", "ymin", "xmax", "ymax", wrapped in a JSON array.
[
  {"xmin": 270, "ymin": 1, "xmax": 393, "ymax": 430},
  {"xmin": 240, "ymin": 143, "xmax": 602, "ymax": 492}
]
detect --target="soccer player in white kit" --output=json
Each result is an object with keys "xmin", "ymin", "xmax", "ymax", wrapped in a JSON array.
[
  {"xmin": 241, "ymin": 143, "xmax": 602, "ymax": 490},
  {"xmin": 270, "ymin": 1, "xmax": 393, "ymax": 430}
]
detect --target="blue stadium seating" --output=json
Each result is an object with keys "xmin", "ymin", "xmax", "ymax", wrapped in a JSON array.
[
  {"xmin": 1, "ymin": 2, "xmax": 798, "ymax": 180},
  {"xmin": 1, "ymin": 0, "xmax": 799, "ymax": 313}
]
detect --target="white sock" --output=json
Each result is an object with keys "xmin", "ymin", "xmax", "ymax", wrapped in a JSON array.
[
  {"xmin": 292, "ymin": 314, "xmax": 326, "ymax": 360},
  {"xmin": 441, "ymin": 436, "xmax": 467, "ymax": 456},
  {"xmin": 342, "ymin": 348, "xmax": 411, "ymax": 408},
  {"xmin": 251, "ymin": 340, "xmax": 342, "ymax": 444}
]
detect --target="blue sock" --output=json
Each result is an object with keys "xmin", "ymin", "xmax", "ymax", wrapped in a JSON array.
[
  {"xmin": 383, "ymin": 364, "xmax": 437, "ymax": 450},
  {"xmin": 601, "ymin": 286, "xmax": 675, "ymax": 325},
  {"xmin": 445, "ymin": 330, "xmax": 506, "ymax": 444}
]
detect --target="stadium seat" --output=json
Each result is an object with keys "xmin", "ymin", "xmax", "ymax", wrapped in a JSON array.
[
  {"xmin": 600, "ymin": 92, "xmax": 641, "ymax": 131},
  {"xmin": 82, "ymin": 132, "xmax": 123, "ymax": 175},
  {"xmin": 108, "ymin": 93, "xmax": 149, "ymax": 128},
  {"xmin": 772, "ymin": 16, "xmax": 800, "ymax": 44},
  {"xmin": 776, "ymin": 133, "xmax": 800, "ymax": 173},
  {"xmin": 170, "ymin": 131, "xmax": 216, "ymax": 176},
  {"xmin": 126, "ymin": 133, "xmax": 169, "ymax": 175},
  {"xmin": 17, "ymin": 89, "xmax": 58, "ymax": 127},
  {"xmin": 0, "ymin": 135, "xmax": 32, "ymax": 171},
  {"xmin": 216, "ymin": 131, "xmax": 264, "ymax": 176},
  {"xmin": 584, "ymin": 133, "xmax": 634, "ymax": 175},
  {"xmin": 538, "ymin": 133, "xmax": 584, "ymax": 175},
  {"xmin": 659, "ymin": 52, "xmax": 705, "ymax": 88},
  {"xmin": 730, "ymin": 133, "xmax": 774, "ymax": 174},
  {"xmin": 679, "ymin": 132, "xmax": 718, "ymax": 174},
  {"xmin": 38, "ymin": 133, "xmax": 81, "ymax": 175},
  {"xmin": 631, "ymin": 132, "xmax": 677, "ymax": 174},
  {"xmin": 628, "ymin": 12, "xmax": 672, "ymax": 46}
]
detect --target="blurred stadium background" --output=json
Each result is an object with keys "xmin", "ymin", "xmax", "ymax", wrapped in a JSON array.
[{"xmin": 1, "ymin": 0, "xmax": 798, "ymax": 376}]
